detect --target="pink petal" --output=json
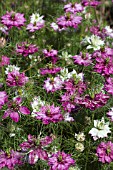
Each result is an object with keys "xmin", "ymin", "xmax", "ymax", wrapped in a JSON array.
[
  {"xmin": 19, "ymin": 106, "xmax": 30, "ymax": 115},
  {"xmin": 10, "ymin": 112, "xmax": 20, "ymax": 122}
]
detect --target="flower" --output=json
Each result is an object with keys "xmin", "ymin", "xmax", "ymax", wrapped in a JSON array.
[
  {"xmin": 64, "ymin": 112, "xmax": 74, "ymax": 122},
  {"xmin": 73, "ymin": 52, "xmax": 92, "ymax": 66},
  {"xmin": 48, "ymin": 151, "xmax": 75, "ymax": 170},
  {"xmin": 1, "ymin": 11, "xmax": 26, "ymax": 29},
  {"xmin": 43, "ymin": 49, "xmax": 58, "ymax": 64},
  {"xmin": 64, "ymin": 3, "xmax": 84, "ymax": 13},
  {"xmin": 75, "ymin": 143, "xmax": 84, "ymax": 152},
  {"xmin": 59, "ymin": 51, "xmax": 73, "ymax": 64},
  {"xmin": 107, "ymin": 107, "xmax": 113, "ymax": 121},
  {"xmin": 31, "ymin": 96, "xmax": 46, "ymax": 117},
  {"xmin": 35, "ymin": 104, "xmax": 63, "ymax": 124},
  {"xmin": 27, "ymin": 13, "xmax": 45, "ymax": 32},
  {"xmin": 44, "ymin": 77, "xmax": 63, "ymax": 93},
  {"xmin": 0, "ymin": 56, "xmax": 10, "ymax": 67},
  {"xmin": 3, "ymin": 97, "xmax": 30, "ymax": 122},
  {"xmin": 104, "ymin": 77, "xmax": 113, "ymax": 95},
  {"xmin": 0, "ymin": 91, "xmax": 8, "ymax": 109},
  {"xmin": 5, "ymin": 65, "xmax": 20, "ymax": 74},
  {"xmin": 83, "ymin": 35, "xmax": 104, "ymax": 51},
  {"xmin": 0, "ymin": 150, "xmax": 23, "ymax": 169},
  {"xmin": 16, "ymin": 42, "xmax": 38, "ymax": 57},
  {"xmin": 75, "ymin": 132, "xmax": 85, "ymax": 141},
  {"xmin": 96, "ymin": 141, "xmax": 113, "ymax": 163},
  {"xmin": 89, "ymin": 117, "xmax": 111, "ymax": 140},
  {"xmin": 20, "ymin": 134, "xmax": 53, "ymax": 164},
  {"xmin": 6, "ymin": 70, "xmax": 28, "ymax": 87}
]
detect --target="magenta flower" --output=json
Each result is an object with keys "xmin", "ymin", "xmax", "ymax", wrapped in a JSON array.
[
  {"xmin": 96, "ymin": 141, "xmax": 113, "ymax": 163},
  {"xmin": 20, "ymin": 134, "xmax": 53, "ymax": 164},
  {"xmin": 48, "ymin": 151, "xmax": 75, "ymax": 170},
  {"xmin": 0, "ymin": 56, "xmax": 10, "ymax": 67},
  {"xmin": 1, "ymin": 11, "xmax": 26, "ymax": 29},
  {"xmin": 35, "ymin": 104, "xmax": 63, "ymax": 124},
  {"xmin": 104, "ymin": 77, "xmax": 113, "ymax": 95},
  {"xmin": 73, "ymin": 52, "xmax": 92, "ymax": 66},
  {"xmin": 16, "ymin": 42, "xmax": 38, "ymax": 57},
  {"xmin": 43, "ymin": 49, "xmax": 58, "ymax": 64},
  {"xmin": 3, "ymin": 97, "xmax": 30, "ymax": 122},
  {"xmin": 27, "ymin": 22, "xmax": 45, "ymax": 32},
  {"xmin": 0, "ymin": 91, "xmax": 8, "ymax": 109},
  {"xmin": 107, "ymin": 107, "xmax": 113, "ymax": 121},
  {"xmin": 57, "ymin": 14, "xmax": 82, "ymax": 29},
  {"xmin": 44, "ymin": 77, "xmax": 63, "ymax": 93},
  {"xmin": 82, "ymin": 0, "xmax": 100, "ymax": 7},
  {"xmin": 6, "ymin": 70, "xmax": 28, "ymax": 87},
  {"xmin": 40, "ymin": 67, "xmax": 61, "ymax": 75},
  {"xmin": 76, "ymin": 92, "xmax": 109, "ymax": 110},
  {"xmin": 64, "ymin": 3, "xmax": 84, "ymax": 13},
  {"xmin": 0, "ymin": 150, "xmax": 23, "ymax": 170},
  {"xmin": 93, "ymin": 49, "xmax": 113, "ymax": 76}
]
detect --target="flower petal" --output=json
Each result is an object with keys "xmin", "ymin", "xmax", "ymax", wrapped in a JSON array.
[{"xmin": 19, "ymin": 106, "xmax": 30, "ymax": 115}]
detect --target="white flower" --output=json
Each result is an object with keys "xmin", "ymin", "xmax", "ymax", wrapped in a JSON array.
[
  {"xmin": 83, "ymin": 35, "xmax": 104, "ymax": 51},
  {"xmin": 68, "ymin": 70, "xmax": 84, "ymax": 81},
  {"xmin": 75, "ymin": 132, "xmax": 85, "ymax": 142},
  {"xmin": 105, "ymin": 26, "xmax": 113, "ymax": 38},
  {"xmin": 89, "ymin": 117, "xmax": 111, "ymax": 140},
  {"xmin": 30, "ymin": 13, "xmax": 44, "ymax": 24},
  {"xmin": 31, "ymin": 96, "xmax": 46, "ymax": 117},
  {"xmin": 60, "ymin": 68, "xmax": 69, "ymax": 81},
  {"xmin": 59, "ymin": 51, "xmax": 73, "ymax": 64},
  {"xmin": 75, "ymin": 142, "xmax": 84, "ymax": 152},
  {"xmin": 64, "ymin": 112, "xmax": 74, "ymax": 122},
  {"xmin": 9, "ymin": 133, "xmax": 15, "ymax": 137},
  {"xmin": 5, "ymin": 65, "xmax": 20, "ymax": 74},
  {"xmin": 51, "ymin": 22, "xmax": 59, "ymax": 31}
]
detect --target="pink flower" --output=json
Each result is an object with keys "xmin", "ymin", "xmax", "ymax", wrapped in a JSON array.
[
  {"xmin": 82, "ymin": 0, "xmax": 100, "ymax": 7},
  {"xmin": 104, "ymin": 77, "xmax": 113, "ymax": 95},
  {"xmin": 20, "ymin": 134, "xmax": 53, "ymax": 164},
  {"xmin": 6, "ymin": 70, "xmax": 28, "ymax": 87},
  {"xmin": 35, "ymin": 104, "xmax": 63, "ymax": 124},
  {"xmin": 44, "ymin": 77, "xmax": 63, "ymax": 93},
  {"xmin": 76, "ymin": 92, "xmax": 109, "ymax": 110},
  {"xmin": 0, "ymin": 150, "xmax": 23, "ymax": 169},
  {"xmin": 2, "ymin": 97, "xmax": 30, "ymax": 122},
  {"xmin": 107, "ymin": 107, "xmax": 113, "ymax": 121},
  {"xmin": 43, "ymin": 49, "xmax": 58, "ymax": 64},
  {"xmin": 96, "ymin": 141, "xmax": 113, "ymax": 163},
  {"xmin": 27, "ymin": 22, "xmax": 45, "ymax": 32},
  {"xmin": 73, "ymin": 52, "xmax": 92, "ymax": 66},
  {"xmin": 48, "ymin": 151, "xmax": 75, "ymax": 170},
  {"xmin": 40, "ymin": 67, "xmax": 61, "ymax": 75},
  {"xmin": 16, "ymin": 42, "xmax": 38, "ymax": 57},
  {"xmin": 64, "ymin": 3, "xmax": 84, "ymax": 13},
  {"xmin": 0, "ymin": 91, "xmax": 8, "ymax": 109},
  {"xmin": 0, "ymin": 56, "xmax": 10, "ymax": 67},
  {"xmin": 1, "ymin": 11, "xmax": 26, "ymax": 29},
  {"xmin": 57, "ymin": 14, "xmax": 82, "ymax": 29}
]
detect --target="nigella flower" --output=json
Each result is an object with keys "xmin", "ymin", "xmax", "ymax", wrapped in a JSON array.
[
  {"xmin": 6, "ymin": 70, "xmax": 28, "ymax": 87},
  {"xmin": 48, "ymin": 151, "xmax": 75, "ymax": 170},
  {"xmin": 43, "ymin": 49, "xmax": 58, "ymax": 64},
  {"xmin": 76, "ymin": 92, "xmax": 109, "ymax": 110},
  {"xmin": 44, "ymin": 77, "xmax": 63, "ymax": 93},
  {"xmin": 2, "ymin": 97, "xmax": 30, "ymax": 122},
  {"xmin": 1, "ymin": 11, "xmax": 26, "ymax": 29},
  {"xmin": 56, "ymin": 13, "xmax": 82, "ymax": 29},
  {"xmin": 5, "ymin": 65, "xmax": 20, "ymax": 74},
  {"xmin": 73, "ymin": 52, "xmax": 92, "ymax": 66},
  {"xmin": 89, "ymin": 117, "xmax": 111, "ymax": 140},
  {"xmin": 0, "ymin": 91, "xmax": 8, "ymax": 109},
  {"xmin": 104, "ymin": 77, "xmax": 113, "ymax": 95},
  {"xmin": 81, "ymin": 0, "xmax": 100, "ymax": 7},
  {"xmin": 20, "ymin": 134, "xmax": 53, "ymax": 164},
  {"xmin": 0, "ymin": 150, "xmax": 23, "ymax": 169},
  {"xmin": 107, "ymin": 107, "xmax": 113, "ymax": 121},
  {"xmin": 96, "ymin": 141, "xmax": 113, "ymax": 163},
  {"xmin": 27, "ymin": 13, "xmax": 45, "ymax": 32},
  {"xmin": 93, "ymin": 49, "xmax": 113, "ymax": 76},
  {"xmin": 16, "ymin": 42, "xmax": 38, "ymax": 57},
  {"xmin": 64, "ymin": 3, "xmax": 84, "ymax": 13},
  {"xmin": 0, "ymin": 56, "xmax": 10, "ymax": 67},
  {"xmin": 35, "ymin": 104, "xmax": 63, "ymax": 124},
  {"xmin": 40, "ymin": 67, "xmax": 61, "ymax": 75},
  {"xmin": 0, "ymin": 24, "xmax": 9, "ymax": 35}
]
